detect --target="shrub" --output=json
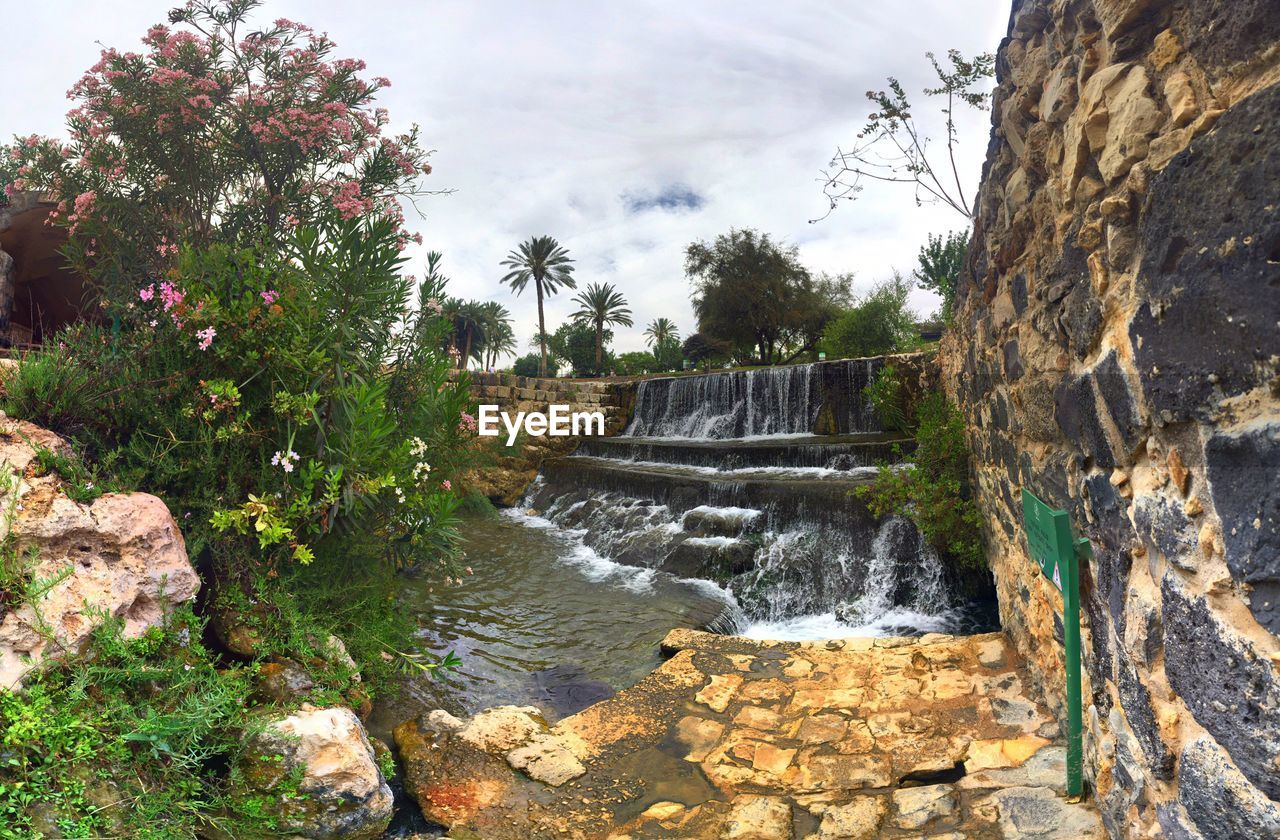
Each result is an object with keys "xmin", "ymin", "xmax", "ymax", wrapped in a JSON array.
[
  {"xmin": 512, "ymin": 352, "xmax": 547, "ymax": 378},
  {"xmin": 820, "ymin": 274, "xmax": 919, "ymax": 359},
  {"xmin": 857, "ymin": 393, "xmax": 985, "ymax": 571},
  {"xmin": 615, "ymin": 351, "xmax": 658, "ymax": 375},
  {"xmin": 866, "ymin": 364, "xmax": 909, "ymax": 432}
]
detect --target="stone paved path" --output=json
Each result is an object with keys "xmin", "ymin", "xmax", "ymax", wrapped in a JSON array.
[{"xmin": 395, "ymin": 630, "xmax": 1106, "ymax": 839}]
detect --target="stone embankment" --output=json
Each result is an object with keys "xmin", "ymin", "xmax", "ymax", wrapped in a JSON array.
[
  {"xmin": 460, "ymin": 372, "xmax": 636, "ymax": 506},
  {"xmin": 395, "ymin": 630, "xmax": 1103, "ymax": 839},
  {"xmin": 940, "ymin": 0, "xmax": 1280, "ymax": 835}
]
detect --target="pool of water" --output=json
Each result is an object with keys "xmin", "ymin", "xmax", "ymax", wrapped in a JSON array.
[{"xmin": 366, "ymin": 509, "xmax": 735, "ymax": 743}]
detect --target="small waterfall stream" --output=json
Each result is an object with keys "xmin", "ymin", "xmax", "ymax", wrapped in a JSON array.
[{"xmin": 514, "ymin": 359, "xmax": 992, "ymax": 640}]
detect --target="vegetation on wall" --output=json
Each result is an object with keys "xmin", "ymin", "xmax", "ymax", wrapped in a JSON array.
[{"xmin": 858, "ymin": 367, "xmax": 985, "ymax": 573}]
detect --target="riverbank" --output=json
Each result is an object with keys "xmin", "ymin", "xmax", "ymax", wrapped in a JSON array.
[{"xmin": 393, "ymin": 628, "xmax": 1103, "ymax": 839}]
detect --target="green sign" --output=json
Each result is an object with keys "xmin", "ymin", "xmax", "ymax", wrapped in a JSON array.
[{"xmin": 1020, "ymin": 488, "xmax": 1089, "ymax": 802}]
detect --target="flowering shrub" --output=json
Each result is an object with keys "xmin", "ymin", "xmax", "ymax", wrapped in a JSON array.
[{"xmin": 5, "ymin": 0, "xmax": 435, "ymax": 300}]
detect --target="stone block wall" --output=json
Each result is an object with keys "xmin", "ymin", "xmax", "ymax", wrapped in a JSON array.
[
  {"xmin": 460, "ymin": 372, "xmax": 636, "ymax": 506},
  {"xmin": 939, "ymin": 1, "xmax": 1280, "ymax": 837}
]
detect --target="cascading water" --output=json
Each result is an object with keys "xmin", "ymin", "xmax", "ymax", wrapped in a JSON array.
[{"xmin": 512, "ymin": 358, "xmax": 993, "ymax": 640}]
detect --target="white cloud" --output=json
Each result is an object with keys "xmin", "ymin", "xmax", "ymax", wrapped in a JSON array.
[{"xmin": 0, "ymin": 0, "xmax": 1009, "ymax": 358}]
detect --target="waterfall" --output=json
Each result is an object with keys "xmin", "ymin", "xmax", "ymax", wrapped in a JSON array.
[
  {"xmin": 625, "ymin": 359, "xmax": 883, "ymax": 439},
  {"xmin": 513, "ymin": 357, "xmax": 986, "ymax": 640}
]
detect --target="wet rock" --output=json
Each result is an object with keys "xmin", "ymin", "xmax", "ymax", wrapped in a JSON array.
[
  {"xmin": 1204, "ymin": 422, "xmax": 1280, "ymax": 634},
  {"xmin": 531, "ymin": 664, "xmax": 615, "ymax": 716},
  {"xmin": 238, "ymin": 705, "xmax": 393, "ymax": 839},
  {"xmin": 1178, "ymin": 736, "xmax": 1280, "ymax": 840},
  {"xmin": 1162, "ymin": 575, "xmax": 1280, "ymax": 799},
  {"xmin": 0, "ymin": 421, "xmax": 199, "ymax": 689}
]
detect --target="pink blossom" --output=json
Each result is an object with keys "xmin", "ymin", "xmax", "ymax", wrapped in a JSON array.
[
  {"xmin": 458, "ymin": 412, "xmax": 477, "ymax": 433},
  {"xmin": 260, "ymin": 289, "xmax": 280, "ymax": 305},
  {"xmin": 158, "ymin": 281, "xmax": 184, "ymax": 311},
  {"xmin": 441, "ymin": 479, "xmax": 452, "ymax": 491},
  {"xmin": 139, "ymin": 284, "xmax": 155, "ymax": 302},
  {"xmin": 196, "ymin": 326, "xmax": 216, "ymax": 350}
]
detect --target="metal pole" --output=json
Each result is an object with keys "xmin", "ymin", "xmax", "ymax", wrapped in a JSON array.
[{"xmin": 1064, "ymin": 537, "xmax": 1089, "ymax": 801}]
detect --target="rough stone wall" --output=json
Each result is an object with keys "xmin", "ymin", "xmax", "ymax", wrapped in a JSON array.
[
  {"xmin": 939, "ymin": 1, "xmax": 1280, "ymax": 837},
  {"xmin": 460, "ymin": 373, "xmax": 636, "ymax": 506}
]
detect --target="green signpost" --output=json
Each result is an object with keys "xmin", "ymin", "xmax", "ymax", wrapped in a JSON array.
[{"xmin": 1020, "ymin": 488, "xmax": 1089, "ymax": 801}]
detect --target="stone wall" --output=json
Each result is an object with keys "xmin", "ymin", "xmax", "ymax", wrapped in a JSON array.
[
  {"xmin": 460, "ymin": 372, "xmax": 636, "ymax": 506},
  {"xmin": 939, "ymin": 1, "xmax": 1280, "ymax": 837}
]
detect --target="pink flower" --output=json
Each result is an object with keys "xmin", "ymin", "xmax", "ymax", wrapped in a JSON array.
[
  {"xmin": 458, "ymin": 412, "xmax": 477, "ymax": 433},
  {"xmin": 139, "ymin": 284, "xmax": 155, "ymax": 302},
  {"xmin": 196, "ymin": 326, "xmax": 216, "ymax": 350},
  {"xmin": 441, "ymin": 479, "xmax": 452, "ymax": 491},
  {"xmin": 260, "ymin": 289, "xmax": 280, "ymax": 305},
  {"xmin": 158, "ymin": 281, "xmax": 183, "ymax": 311}
]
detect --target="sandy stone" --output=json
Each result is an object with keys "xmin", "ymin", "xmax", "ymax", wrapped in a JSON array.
[
  {"xmin": 676, "ymin": 715, "xmax": 726, "ymax": 762},
  {"xmin": 752, "ymin": 744, "xmax": 797, "ymax": 777},
  {"xmin": 810, "ymin": 796, "xmax": 887, "ymax": 840},
  {"xmin": 734, "ymin": 705, "xmax": 783, "ymax": 731},
  {"xmin": 892, "ymin": 783, "xmax": 956, "ymax": 830},
  {"xmin": 977, "ymin": 637, "xmax": 1008, "ymax": 668},
  {"xmin": 992, "ymin": 786, "xmax": 1106, "ymax": 838},
  {"xmin": 505, "ymin": 731, "xmax": 587, "ymax": 786},
  {"xmin": 965, "ymin": 736, "xmax": 1052, "ymax": 771},
  {"xmin": 724, "ymin": 795, "xmax": 792, "ymax": 840},
  {"xmin": 796, "ymin": 713, "xmax": 847, "ymax": 745},
  {"xmin": 458, "ymin": 705, "xmax": 544, "ymax": 752},
  {"xmin": 696, "ymin": 673, "xmax": 743, "ymax": 713}
]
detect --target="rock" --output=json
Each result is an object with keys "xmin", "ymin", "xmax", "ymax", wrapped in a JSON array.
[
  {"xmin": 1095, "ymin": 66, "xmax": 1162, "ymax": 183},
  {"xmin": 809, "ymin": 797, "xmax": 886, "ymax": 839},
  {"xmin": 0, "ymin": 421, "xmax": 199, "ymax": 689},
  {"xmin": 505, "ymin": 730, "xmax": 586, "ymax": 786},
  {"xmin": 1204, "ymin": 422, "xmax": 1280, "ymax": 634},
  {"xmin": 990, "ymin": 786, "xmax": 1106, "ymax": 838},
  {"xmin": 238, "ymin": 706, "xmax": 393, "ymax": 839},
  {"xmin": 892, "ymin": 783, "xmax": 955, "ymax": 829},
  {"xmin": 1178, "ymin": 736, "xmax": 1280, "ymax": 840},
  {"xmin": 1130, "ymin": 83, "xmax": 1280, "ymax": 422},
  {"xmin": 253, "ymin": 658, "xmax": 316, "ymax": 704},
  {"xmin": 723, "ymin": 795, "xmax": 791, "ymax": 840},
  {"xmin": 1162, "ymin": 575, "xmax": 1280, "ymax": 799}
]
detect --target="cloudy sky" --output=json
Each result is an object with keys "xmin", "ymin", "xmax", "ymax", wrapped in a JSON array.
[{"xmin": 1, "ymin": 1, "xmax": 1009, "ymax": 358}]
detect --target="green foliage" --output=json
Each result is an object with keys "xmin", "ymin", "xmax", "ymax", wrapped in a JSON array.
[
  {"xmin": 615, "ymin": 351, "xmax": 658, "ymax": 376},
  {"xmin": 820, "ymin": 273, "xmax": 919, "ymax": 360},
  {"xmin": 682, "ymin": 332, "xmax": 733, "ymax": 369},
  {"xmin": 857, "ymin": 392, "xmax": 985, "ymax": 571},
  {"xmin": 499, "ymin": 236, "xmax": 576, "ymax": 378},
  {"xmin": 686, "ymin": 229, "xmax": 849, "ymax": 365},
  {"xmin": 0, "ymin": 609, "xmax": 263, "ymax": 839},
  {"xmin": 866, "ymin": 364, "xmax": 908, "ymax": 432},
  {"xmin": 512, "ymin": 352, "xmax": 548, "ymax": 378},
  {"xmin": 914, "ymin": 231, "xmax": 967, "ymax": 322},
  {"xmin": 642, "ymin": 317, "xmax": 680, "ymax": 350},
  {"xmin": 547, "ymin": 321, "xmax": 611, "ymax": 378},
  {"xmin": 652, "ymin": 338, "xmax": 684, "ymax": 372},
  {"xmin": 570, "ymin": 282, "xmax": 633, "ymax": 376}
]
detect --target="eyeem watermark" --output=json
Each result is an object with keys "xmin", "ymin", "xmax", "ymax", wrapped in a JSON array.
[{"xmin": 477, "ymin": 404, "xmax": 605, "ymax": 445}]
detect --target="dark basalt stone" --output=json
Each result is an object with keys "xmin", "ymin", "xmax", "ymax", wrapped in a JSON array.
[
  {"xmin": 1178, "ymin": 737, "xmax": 1280, "ymax": 840},
  {"xmin": 1092, "ymin": 351, "xmax": 1143, "ymax": 454},
  {"xmin": 1204, "ymin": 422, "xmax": 1280, "ymax": 635},
  {"xmin": 1155, "ymin": 803, "xmax": 1205, "ymax": 840},
  {"xmin": 1162, "ymin": 575, "xmax": 1280, "ymax": 800},
  {"xmin": 1054, "ymin": 373, "xmax": 1115, "ymax": 468},
  {"xmin": 1011, "ymin": 272, "xmax": 1028, "ymax": 315},
  {"xmin": 1130, "ymin": 83, "xmax": 1280, "ymax": 423},
  {"xmin": 1183, "ymin": 0, "xmax": 1280, "ymax": 78},
  {"xmin": 1132, "ymin": 495, "xmax": 1198, "ymax": 571},
  {"xmin": 1116, "ymin": 656, "xmax": 1173, "ymax": 779},
  {"xmin": 1003, "ymin": 339, "xmax": 1025, "ymax": 381}
]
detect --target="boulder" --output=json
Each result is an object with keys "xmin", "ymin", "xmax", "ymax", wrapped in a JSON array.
[
  {"xmin": 237, "ymin": 705, "xmax": 393, "ymax": 839},
  {"xmin": 0, "ymin": 420, "xmax": 199, "ymax": 689}
]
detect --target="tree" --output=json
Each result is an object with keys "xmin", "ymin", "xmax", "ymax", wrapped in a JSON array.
[
  {"xmin": 547, "ymin": 321, "xmax": 610, "ymax": 378},
  {"xmin": 817, "ymin": 49, "xmax": 994, "ymax": 221},
  {"xmin": 512, "ymin": 352, "xmax": 547, "ymax": 377},
  {"xmin": 643, "ymin": 317, "xmax": 680, "ymax": 349},
  {"xmin": 499, "ymin": 236, "xmax": 576, "ymax": 377},
  {"xmin": 616, "ymin": 351, "xmax": 658, "ymax": 376},
  {"xmin": 6, "ymin": 1, "xmax": 438, "ymax": 301},
  {"xmin": 441, "ymin": 298, "xmax": 486, "ymax": 370},
  {"xmin": 682, "ymin": 332, "xmax": 733, "ymax": 370},
  {"xmin": 820, "ymin": 274, "xmax": 919, "ymax": 359},
  {"xmin": 652, "ymin": 338, "xmax": 684, "ymax": 372},
  {"xmin": 913, "ymin": 231, "xmax": 967, "ymax": 323},
  {"xmin": 685, "ymin": 229, "xmax": 847, "ymax": 365},
  {"xmin": 477, "ymin": 302, "xmax": 516, "ymax": 370},
  {"xmin": 570, "ymin": 282, "xmax": 633, "ymax": 376}
]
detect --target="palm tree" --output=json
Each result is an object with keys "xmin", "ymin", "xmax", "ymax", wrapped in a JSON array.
[
  {"xmin": 499, "ymin": 236, "xmax": 576, "ymax": 377},
  {"xmin": 571, "ymin": 282, "xmax": 633, "ymax": 376},
  {"xmin": 442, "ymin": 298, "xmax": 486, "ymax": 370},
  {"xmin": 644, "ymin": 317, "xmax": 680, "ymax": 349},
  {"xmin": 476, "ymin": 301, "xmax": 515, "ymax": 369}
]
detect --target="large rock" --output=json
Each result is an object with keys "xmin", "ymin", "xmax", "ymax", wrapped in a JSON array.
[
  {"xmin": 1177, "ymin": 736, "xmax": 1280, "ymax": 840},
  {"xmin": 0, "ymin": 420, "xmax": 199, "ymax": 689},
  {"xmin": 237, "ymin": 705, "xmax": 393, "ymax": 839}
]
